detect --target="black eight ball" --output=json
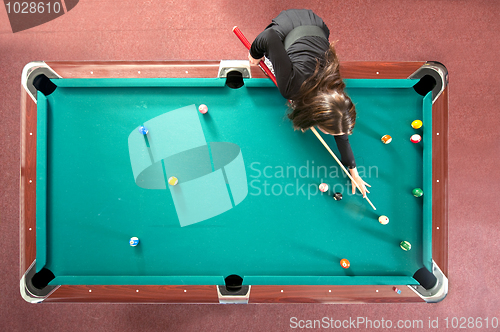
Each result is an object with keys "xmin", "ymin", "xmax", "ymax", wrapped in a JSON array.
[{"xmin": 333, "ymin": 192, "xmax": 343, "ymax": 201}]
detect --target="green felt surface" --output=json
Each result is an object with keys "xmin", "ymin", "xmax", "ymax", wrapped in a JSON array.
[{"xmin": 36, "ymin": 78, "xmax": 432, "ymax": 286}]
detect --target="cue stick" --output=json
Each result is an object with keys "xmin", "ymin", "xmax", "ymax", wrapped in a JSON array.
[
  {"xmin": 233, "ymin": 26, "xmax": 376, "ymax": 211},
  {"xmin": 232, "ymin": 26, "xmax": 278, "ymax": 86},
  {"xmin": 310, "ymin": 127, "xmax": 376, "ymax": 210}
]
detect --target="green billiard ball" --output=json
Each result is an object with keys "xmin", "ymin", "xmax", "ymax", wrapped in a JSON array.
[
  {"xmin": 412, "ymin": 188, "xmax": 423, "ymax": 197},
  {"xmin": 400, "ymin": 241, "xmax": 411, "ymax": 251}
]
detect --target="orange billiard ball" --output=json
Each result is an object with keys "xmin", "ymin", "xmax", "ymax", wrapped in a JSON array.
[
  {"xmin": 340, "ymin": 259, "xmax": 350, "ymax": 269},
  {"xmin": 381, "ymin": 135, "xmax": 392, "ymax": 144}
]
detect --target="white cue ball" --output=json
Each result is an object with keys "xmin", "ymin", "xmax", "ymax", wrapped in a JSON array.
[{"xmin": 378, "ymin": 215, "xmax": 389, "ymax": 225}]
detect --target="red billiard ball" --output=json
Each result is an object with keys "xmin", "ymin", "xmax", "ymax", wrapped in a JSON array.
[
  {"xmin": 410, "ymin": 134, "xmax": 421, "ymax": 143},
  {"xmin": 198, "ymin": 104, "xmax": 208, "ymax": 114}
]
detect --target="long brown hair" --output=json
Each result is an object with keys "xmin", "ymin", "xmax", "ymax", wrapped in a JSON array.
[{"xmin": 288, "ymin": 43, "xmax": 356, "ymax": 135}]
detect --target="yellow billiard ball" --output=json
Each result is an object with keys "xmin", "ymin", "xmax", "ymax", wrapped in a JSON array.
[
  {"xmin": 168, "ymin": 176, "xmax": 178, "ymax": 186},
  {"xmin": 411, "ymin": 119, "xmax": 423, "ymax": 129}
]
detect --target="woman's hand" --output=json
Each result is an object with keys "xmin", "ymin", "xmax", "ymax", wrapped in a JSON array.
[
  {"xmin": 248, "ymin": 52, "xmax": 264, "ymax": 66},
  {"xmin": 349, "ymin": 167, "xmax": 371, "ymax": 198}
]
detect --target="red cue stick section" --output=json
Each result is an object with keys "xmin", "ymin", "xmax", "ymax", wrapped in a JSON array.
[{"xmin": 232, "ymin": 26, "xmax": 278, "ymax": 87}]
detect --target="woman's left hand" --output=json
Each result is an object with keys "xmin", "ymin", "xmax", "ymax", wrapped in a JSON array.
[
  {"xmin": 248, "ymin": 52, "xmax": 264, "ymax": 66},
  {"xmin": 349, "ymin": 167, "xmax": 371, "ymax": 198}
]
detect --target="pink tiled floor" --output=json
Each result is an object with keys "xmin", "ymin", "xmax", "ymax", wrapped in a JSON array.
[{"xmin": 1, "ymin": 1, "xmax": 500, "ymax": 331}]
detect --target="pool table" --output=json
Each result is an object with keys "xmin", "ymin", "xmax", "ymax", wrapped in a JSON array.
[{"xmin": 20, "ymin": 60, "xmax": 448, "ymax": 303}]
